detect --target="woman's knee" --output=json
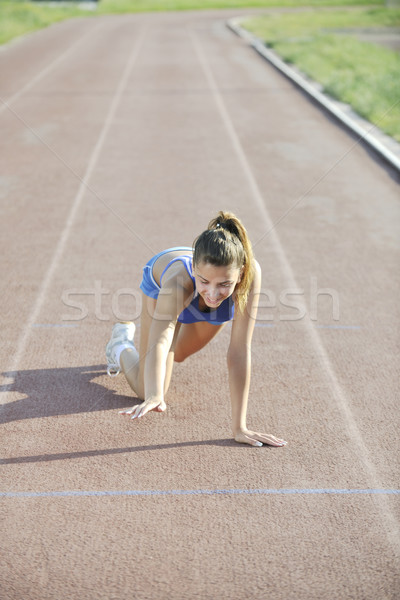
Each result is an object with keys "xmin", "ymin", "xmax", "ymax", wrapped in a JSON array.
[{"xmin": 173, "ymin": 349, "xmax": 187, "ymax": 363}]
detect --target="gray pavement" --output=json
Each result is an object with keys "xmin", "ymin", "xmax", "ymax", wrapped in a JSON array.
[{"xmin": 1, "ymin": 11, "xmax": 399, "ymax": 600}]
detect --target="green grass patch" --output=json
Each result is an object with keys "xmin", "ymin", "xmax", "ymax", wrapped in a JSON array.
[
  {"xmin": 243, "ymin": 8, "xmax": 400, "ymax": 141},
  {"xmin": 97, "ymin": 0, "xmax": 383, "ymax": 14},
  {"xmin": 0, "ymin": 1, "xmax": 86, "ymax": 46},
  {"xmin": 0, "ymin": 0, "xmax": 384, "ymax": 47}
]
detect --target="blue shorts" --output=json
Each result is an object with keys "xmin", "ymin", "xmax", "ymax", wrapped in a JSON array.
[{"xmin": 139, "ymin": 247, "xmax": 193, "ymax": 299}]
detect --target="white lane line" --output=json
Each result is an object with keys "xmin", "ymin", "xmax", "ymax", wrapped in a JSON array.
[
  {"xmin": 1, "ymin": 27, "xmax": 147, "ymax": 401},
  {"xmin": 190, "ymin": 31, "xmax": 400, "ymax": 553},
  {"xmin": 0, "ymin": 21, "xmax": 103, "ymax": 115},
  {"xmin": 1, "ymin": 488, "xmax": 400, "ymax": 499},
  {"xmin": 2, "ymin": 97, "xmax": 155, "ymax": 250}
]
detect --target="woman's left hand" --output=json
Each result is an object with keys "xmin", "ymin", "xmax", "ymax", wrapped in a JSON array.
[{"xmin": 234, "ymin": 428, "xmax": 287, "ymax": 447}]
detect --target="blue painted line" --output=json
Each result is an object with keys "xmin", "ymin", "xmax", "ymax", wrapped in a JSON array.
[
  {"xmin": 0, "ymin": 488, "xmax": 399, "ymax": 499},
  {"xmin": 32, "ymin": 323, "xmax": 79, "ymax": 328},
  {"xmin": 316, "ymin": 325, "xmax": 361, "ymax": 330},
  {"xmin": 254, "ymin": 324, "xmax": 361, "ymax": 330}
]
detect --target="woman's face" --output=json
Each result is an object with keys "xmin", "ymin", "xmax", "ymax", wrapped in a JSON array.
[{"xmin": 193, "ymin": 261, "xmax": 242, "ymax": 308}]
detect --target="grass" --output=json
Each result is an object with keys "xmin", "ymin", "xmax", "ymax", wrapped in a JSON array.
[
  {"xmin": 0, "ymin": 2, "xmax": 85, "ymax": 46},
  {"xmin": 97, "ymin": 0, "xmax": 382, "ymax": 13},
  {"xmin": 243, "ymin": 8, "xmax": 400, "ymax": 141},
  {"xmin": 0, "ymin": 0, "xmax": 384, "ymax": 47}
]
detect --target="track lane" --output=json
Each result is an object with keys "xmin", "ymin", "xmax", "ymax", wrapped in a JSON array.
[{"xmin": 1, "ymin": 10, "xmax": 399, "ymax": 600}]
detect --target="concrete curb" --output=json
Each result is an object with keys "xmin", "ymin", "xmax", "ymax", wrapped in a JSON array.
[{"xmin": 227, "ymin": 17, "xmax": 400, "ymax": 175}]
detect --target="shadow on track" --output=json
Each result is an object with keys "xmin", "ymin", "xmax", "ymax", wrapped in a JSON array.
[
  {"xmin": 0, "ymin": 438, "xmax": 240, "ymax": 466},
  {"xmin": 0, "ymin": 364, "xmax": 136, "ymax": 424}
]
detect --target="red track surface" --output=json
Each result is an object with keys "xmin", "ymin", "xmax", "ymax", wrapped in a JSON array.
[{"xmin": 1, "ymin": 10, "xmax": 399, "ymax": 600}]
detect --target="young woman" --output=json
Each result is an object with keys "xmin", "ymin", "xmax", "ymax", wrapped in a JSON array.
[{"xmin": 106, "ymin": 211, "xmax": 286, "ymax": 448}]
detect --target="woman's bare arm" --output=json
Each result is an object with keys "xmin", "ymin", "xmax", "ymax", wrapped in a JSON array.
[
  {"xmin": 227, "ymin": 261, "xmax": 287, "ymax": 447},
  {"xmin": 121, "ymin": 263, "xmax": 193, "ymax": 419}
]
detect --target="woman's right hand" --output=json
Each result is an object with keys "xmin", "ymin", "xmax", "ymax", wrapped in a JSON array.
[{"xmin": 119, "ymin": 397, "xmax": 166, "ymax": 420}]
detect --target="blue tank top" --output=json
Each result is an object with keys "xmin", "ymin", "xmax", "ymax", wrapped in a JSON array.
[{"xmin": 160, "ymin": 255, "xmax": 235, "ymax": 325}]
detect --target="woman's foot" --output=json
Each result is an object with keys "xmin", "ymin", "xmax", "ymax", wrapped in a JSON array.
[{"xmin": 105, "ymin": 322, "xmax": 136, "ymax": 377}]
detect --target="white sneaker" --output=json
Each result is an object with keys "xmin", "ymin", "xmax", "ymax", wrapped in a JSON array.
[{"xmin": 106, "ymin": 322, "xmax": 136, "ymax": 377}]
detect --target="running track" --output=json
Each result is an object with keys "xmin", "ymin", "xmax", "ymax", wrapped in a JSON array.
[{"xmin": 1, "ymin": 9, "xmax": 399, "ymax": 600}]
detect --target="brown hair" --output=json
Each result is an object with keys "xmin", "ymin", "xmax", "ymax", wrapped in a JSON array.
[{"xmin": 193, "ymin": 211, "xmax": 255, "ymax": 313}]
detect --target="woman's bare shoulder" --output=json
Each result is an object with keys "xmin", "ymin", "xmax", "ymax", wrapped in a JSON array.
[
  {"xmin": 253, "ymin": 258, "xmax": 261, "ymax": 272},
  {"xmin": 251, "ymin": 258, "xmax": 262, "ymax": 287}
]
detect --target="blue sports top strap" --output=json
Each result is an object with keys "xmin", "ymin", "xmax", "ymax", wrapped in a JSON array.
[{"xmin": 159, "ymin": 256, "xmax": 195, "ymax": 288}]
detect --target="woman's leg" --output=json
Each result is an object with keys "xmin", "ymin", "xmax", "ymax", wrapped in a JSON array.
[
  {"xmin": 119, "ymin": 293, "xmax": 156, "ymax": 400},
  {"xmin": 173, "ymin": 321, "xmax": 225, "ymax": 363}
]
